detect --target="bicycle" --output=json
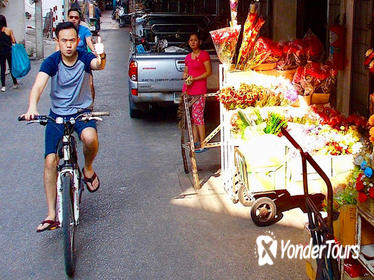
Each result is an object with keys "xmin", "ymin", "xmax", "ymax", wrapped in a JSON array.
[{"xmin": 19, "ymin": 111, "xmax": 109, "ymax": 277}]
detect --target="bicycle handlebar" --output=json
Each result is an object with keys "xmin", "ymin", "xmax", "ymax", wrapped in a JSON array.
[
  {"xmin": 18, "ymin": 115, "xmax": 49, "ymax": 122},
  {"xmin": 90, "ymin": 112, "xmax": 110, "ymax": 117},
  {"xmin": 18, "ymin": 112, "xmax": 110, "ymax": 122}
]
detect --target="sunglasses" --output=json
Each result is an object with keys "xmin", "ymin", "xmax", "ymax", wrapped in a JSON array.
[{"xmin": 69, "ymin": 16, "xmax": 80, "ymax": 20}]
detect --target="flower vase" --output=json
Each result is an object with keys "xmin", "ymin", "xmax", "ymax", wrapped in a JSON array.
[{"xmin": 333, "ymin": 205, "xmax": 356, "ymax": 246}]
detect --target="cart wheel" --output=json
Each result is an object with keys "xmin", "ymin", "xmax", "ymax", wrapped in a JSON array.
[
  {"xmin": 238, "ymin": 184, "xmax": 252, "ymax": 207},
  {"xmin": 250, "ymin": 197, "xmax": 277, "ymax": 227}
]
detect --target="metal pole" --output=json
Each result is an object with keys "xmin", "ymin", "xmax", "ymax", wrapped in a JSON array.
[
  {"xmin": 64, "ymin": 0, "xmax": 70, "ymax": 21},
  {"xmin": 35, "ymin": 0, "xmax": 44, "ymax": 59}
]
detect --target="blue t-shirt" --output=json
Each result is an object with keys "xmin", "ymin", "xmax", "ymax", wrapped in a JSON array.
[
  {"xmin": 40, "ymin": 50, "xmax": 96, "ymax": 115},
  {"xmin": 77, "ymin": 25, "xmax": 92, "ymax": 52}
]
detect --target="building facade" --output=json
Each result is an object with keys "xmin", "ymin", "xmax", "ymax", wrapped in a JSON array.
[{"xmin": 1, "ymin": 1, "xmax": 25, "ymax": 44}]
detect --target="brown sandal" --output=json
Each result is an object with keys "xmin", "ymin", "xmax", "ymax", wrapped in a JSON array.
[{"xmin": 82, "ymin": 168, "xmax": 101, "ymax": 193}]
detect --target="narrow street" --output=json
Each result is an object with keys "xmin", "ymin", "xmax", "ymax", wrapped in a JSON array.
[{"xmin": 0, "ymin": 14, "xmax": 307, "ymax": 279}]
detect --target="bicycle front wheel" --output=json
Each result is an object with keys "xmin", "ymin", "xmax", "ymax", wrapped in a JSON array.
[{"xmin": 62, "ymin": 173, "xmax": 75, "ymax": 277}]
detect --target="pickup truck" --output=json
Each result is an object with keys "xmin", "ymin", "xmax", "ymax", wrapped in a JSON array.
[{"xmin": 127, "ymin": 13, "xmax": 221, "ymax": 118}]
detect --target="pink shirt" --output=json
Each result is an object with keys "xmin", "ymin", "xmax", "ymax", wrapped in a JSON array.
[{"xmin": 182, "ymin": 50, "xmax": 210, "ymax": 96}]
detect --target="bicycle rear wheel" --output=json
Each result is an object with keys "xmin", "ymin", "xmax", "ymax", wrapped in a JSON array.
[{"xmin": 62, "ymin": 173, "xmax": 75, "ymax": 277}]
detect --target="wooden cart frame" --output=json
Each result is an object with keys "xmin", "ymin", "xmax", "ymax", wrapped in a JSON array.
[{"xmin": 180, "ymin": 93, "xmax": 221, "ymax": 190}]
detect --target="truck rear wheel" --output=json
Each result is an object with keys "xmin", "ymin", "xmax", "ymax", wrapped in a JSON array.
[{"xmin": 129, "ymin": 94, "xmax": 142, "ymax": 118}]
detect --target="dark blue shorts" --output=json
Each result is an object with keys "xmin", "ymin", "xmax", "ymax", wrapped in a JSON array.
[{"xmin": 45, "ymin": 110, "xmax": 97, "ymax": 158}]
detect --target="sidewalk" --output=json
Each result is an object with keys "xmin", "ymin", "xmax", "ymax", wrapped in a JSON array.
[
  {"xmin": 175, "ymin": 145, "xmax": 309, "ymax": 230},
  {"xmin": 100, "ymin": 10, "xmax": 120, "ymax": 31}
]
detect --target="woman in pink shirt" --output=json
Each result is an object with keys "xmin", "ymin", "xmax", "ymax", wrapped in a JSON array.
[{"xmin": 182, "ymin": 33, "xmax": 212, "ymax": 153}]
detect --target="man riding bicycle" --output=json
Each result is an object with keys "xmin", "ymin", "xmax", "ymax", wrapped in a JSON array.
[
  {"xmin": 21, "ymin": 22, "xmax": 106, "ymax": 232},
  {"xmin": 58, "ymin": 8, "xmax": 97, "ymax": 102}
]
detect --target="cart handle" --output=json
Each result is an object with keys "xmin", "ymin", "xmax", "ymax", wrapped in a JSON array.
[{"xmin": 280, "ymin": 127, "xmax": 334, "ymax": 236}]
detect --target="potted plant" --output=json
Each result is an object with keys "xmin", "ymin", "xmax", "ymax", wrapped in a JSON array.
[{"xmin": 331, "ymin": 169, "xmax": 360, "ymax": 246}]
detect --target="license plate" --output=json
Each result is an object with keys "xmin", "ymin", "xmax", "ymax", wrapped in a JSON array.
[{"xmin": 174, "ymin": 93, "xmax": 181, "ymax": 104}]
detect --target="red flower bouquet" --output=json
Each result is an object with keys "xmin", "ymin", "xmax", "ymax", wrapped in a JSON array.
[
  {"xmin": 302, "ymin": 30, "xmax": 324, "ymax": 60},
  {"xmin": 210, "ymin": 25, "xmax": 241, "ymax": 66},
  {"xmin": 217, "ymin": 85, "xmax": 259, "ymax": 110},
  {"xmin": 277, "ymin": 32, "xmax": 323, "ymax": 70},
  {"xmin": 276, "ymin": 40, "xmax": 306, "ymax": 70},
  {"xmin": 246, "ymin": 37, "xmax": 283, "ymax": 70},
  {"xmin": 292, "ymin": 61, "xmax": 337, "ymax": 96},
  {"xmin": 355, "ymin": 171, "xmax": 374, "ymax": 203},
  {"xmin": 217, "ymin": 83, "xmax": 292, "ymax": 110},
  {"xmin": 236, "ymin": 4, "xmax": 265, "ymax": 70},
  {"xmin": 311, "ymin": 105, "xmax": 367, "ymax": 131}
]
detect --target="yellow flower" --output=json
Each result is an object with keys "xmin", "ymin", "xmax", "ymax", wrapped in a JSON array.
[{"xmin": 368, "ymin": 114, "xmax": 374, "ymax": 126}]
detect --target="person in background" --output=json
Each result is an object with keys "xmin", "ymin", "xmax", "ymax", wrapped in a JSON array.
[
  {"xmin": 182, "ymin": 32, "xmax": 212, "ymax": 153},
  {"xmin": 67, "ymin": 8, "xmax": 96, "ymax": 53},
  {"xmin": 0, "ymin": 15, "xmax": 19, "ymax": 92},
  {"xmin": 87, "ymin": 1, "xmax": 101, "ymax": 32},
  {"xmin": 93, "ymin": 2, "xmax": 101, "ymax": 31},
  {"xmin": 70, "ymin": 0, "xmax": 81, "ymax": 12}
]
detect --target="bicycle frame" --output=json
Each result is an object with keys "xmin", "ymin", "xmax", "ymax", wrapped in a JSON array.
[{"xmin": 56, "ymin": 119, "xmax": 82, "ymax": 227}]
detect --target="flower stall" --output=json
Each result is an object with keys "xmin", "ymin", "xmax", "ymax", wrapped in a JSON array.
[
  {"xmin": 210, "ymin": 1, "xmax": 374, "ymax": 278},
  {"xmin": 212, "ymin": 3, "xmax": 360, "ymax": 203}
]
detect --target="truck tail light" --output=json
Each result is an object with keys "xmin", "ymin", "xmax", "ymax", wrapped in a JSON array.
[
  {"xmin": 129, "ymin": 60, "xmax": 138, "ymax": 82},
  {"xmin": 131, "ymin": 89, "xmax": 138, "ymax": 96}
]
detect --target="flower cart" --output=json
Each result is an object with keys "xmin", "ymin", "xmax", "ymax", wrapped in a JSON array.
[
  {"xmin": 217, "ymin": 66, "xmax": 351, "ymax": 222},
  {"xmin": 217, "ymin": 65, "xmax": 341, "ymax": 277}
]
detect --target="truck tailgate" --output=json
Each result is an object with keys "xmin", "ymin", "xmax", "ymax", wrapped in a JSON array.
[{"xmin": 134, "ymin": 53, "xmax": 219, "ymax": 93}]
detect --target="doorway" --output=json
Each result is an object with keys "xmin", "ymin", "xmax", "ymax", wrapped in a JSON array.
[
  {"xmin": 296, "ymin": 0, "xmax": 328, "ymax": 46},
  {"xmin": 350, "ymin": 0, "xmax": 372, "ymax": 116}
]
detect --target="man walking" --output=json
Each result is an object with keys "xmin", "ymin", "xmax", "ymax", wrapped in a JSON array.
[{"xmin": 22, "ymin": 22, "xmax": 106, "ymax": 232}]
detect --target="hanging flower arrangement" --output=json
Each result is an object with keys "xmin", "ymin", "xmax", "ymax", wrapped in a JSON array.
[{"xmin": 0, "ymin": 0, "xmax": 8, "ymax": 8}]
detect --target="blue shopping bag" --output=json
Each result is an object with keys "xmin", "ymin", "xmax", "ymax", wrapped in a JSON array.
[{"xmin": 11, "ymin": 44, "xmax": 31, "ymax": 79}]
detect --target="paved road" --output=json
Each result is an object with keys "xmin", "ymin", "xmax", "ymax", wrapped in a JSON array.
[{"xmin": 0, "ymin": 26, "xmax": 307, "ymax": 279}]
